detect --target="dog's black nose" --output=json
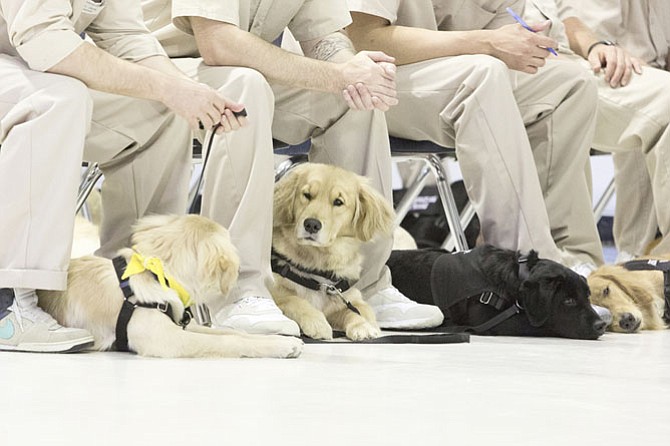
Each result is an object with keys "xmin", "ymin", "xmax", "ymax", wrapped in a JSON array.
[
  {"xmin": 619, "ymin": 313, "xmax": 639, "ymax": 332},
  {"xmin": 304, "ymin": 218, "xmax": 322, "ymax": 234}
]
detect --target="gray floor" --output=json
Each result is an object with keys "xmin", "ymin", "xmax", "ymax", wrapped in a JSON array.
[{"xmin": 2, "ymin": 330, "xmax": 669, "ymax": 446}]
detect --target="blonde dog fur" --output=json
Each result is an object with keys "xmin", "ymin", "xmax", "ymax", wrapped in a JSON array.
[
  {"xmin": 271, "ymin": 163, "xmax": 394, "ymax": 341},
  {"xmin": 38, "ymin": 214, "xmax": 303, "ymax": 358},
  {"xmin": 588, "ymin": 256, "xmax": 670, "ymax": 333}
]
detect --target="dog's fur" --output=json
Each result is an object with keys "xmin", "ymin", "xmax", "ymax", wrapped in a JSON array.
[
  {"xmin": 271, "ymin": 163, "xmax": 394, "ymax": 340},
  {"xmin": 588, "ymin": 256, "xmax": 670, "ymax": 333},
  {"xmin": 387, "ymin": 246, "xmax": 607, "ymax": 339},
  {"xmin": 38, "ymin": 214, "xmax": 303, "ymax": 358}
]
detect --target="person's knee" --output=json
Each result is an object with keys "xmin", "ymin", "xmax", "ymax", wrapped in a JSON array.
[{"xmin": 220, "ymin": 67, "xmax": 274, "ymax": 106}]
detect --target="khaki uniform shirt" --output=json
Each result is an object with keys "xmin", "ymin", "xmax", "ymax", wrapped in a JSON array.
[
  {"xmin": 347, "ymin": 0, "xmax": 523, "ymax": 31},
  {"xmin": 557, "ymin": 0, "xmax": 670, "ymax": 68},
  {"xmin": 141, "ymin": 0, "xmax": 352, "ymax": 58},
  {"xmin": 0, "ymin": 0, "xmax": 165, "ymax": 71}
]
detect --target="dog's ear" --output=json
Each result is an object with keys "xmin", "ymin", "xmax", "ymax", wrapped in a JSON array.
[
  {"xmin": 520, "ymin": 271, "xmax": 553, "ymax": 327},
  {"xmin": 353, "ymin": 181, "xmax": 395, "ymax": 242},
  {"xmin": 273, "ymin": 169, "xmax": 302, "ymax": 226}
]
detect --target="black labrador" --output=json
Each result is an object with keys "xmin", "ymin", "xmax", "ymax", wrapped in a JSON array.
[{"xmin": 387, "ymin": 246, "xmax": 607, "ymax": 340}]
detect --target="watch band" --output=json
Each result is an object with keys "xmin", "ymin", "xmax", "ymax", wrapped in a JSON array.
[{"xmin": 587, "ymin": 40, "xmax": 616, "ymax": 56}]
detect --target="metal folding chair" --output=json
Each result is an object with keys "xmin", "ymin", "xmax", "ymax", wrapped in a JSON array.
[{"xmin": 389, "ymin": 137, "xmax": 472, "ymax": 252}]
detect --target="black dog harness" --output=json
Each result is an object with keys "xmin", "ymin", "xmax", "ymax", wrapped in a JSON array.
[
  {"xmin": 430, "ymin": 247, "xmax": 530, "ymax": 333},
  {"xmin": 112, "ymin": 256, "xmax": 193, "ymax": 352},
  {"xmin": 270, "ymin": 248, "xmax": 360, "ymax": 315},
  {"xmin": 623, "ymin": 259, "xmax": 670, "ymax": 323}
]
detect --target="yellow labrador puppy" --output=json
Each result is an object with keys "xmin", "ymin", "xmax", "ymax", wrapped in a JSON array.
[
  {"xmin": 38, "ymin": 214, "xmax": 303, "ymax": 358},
  {"xmin": 588, "ymin": 257, "xmax": 670, "ymax": 333},
  {"xmin": 271, "ymin": 163, "xmax": 394, "ymax": 341}
]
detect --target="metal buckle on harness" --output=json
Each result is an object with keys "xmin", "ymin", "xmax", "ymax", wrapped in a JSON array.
[
  {"xmin": 322, "ymin": 283, "xmax": 341, "ymax": 296},
  {"xmin": 156, "ymin": 301, "xmax": 169, "ymax": 313},
  {"xmin": 479, "ymin": 292, "xmax": 493, "ymax": 305}
]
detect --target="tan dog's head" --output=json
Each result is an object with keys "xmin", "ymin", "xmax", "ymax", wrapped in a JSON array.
[
  {"xmin": 273, "ymin": 163, "xmax": 394, "ymax": 246},
  {"xmin": 129, "ymin": 214, "xmax": 240, "ymax": 305},
  {"xmin": 587, "ymin": 265, "xmax": 666, "ymax": 332}
]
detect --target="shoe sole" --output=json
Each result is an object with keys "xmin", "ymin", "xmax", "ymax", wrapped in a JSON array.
[
  {"xmin": 377, "ymin": 315, "xmax": 445, "ymax": 330},
  {"xmin": 0, "ymin": 338, "xmax": 95, "ymax": 353}
]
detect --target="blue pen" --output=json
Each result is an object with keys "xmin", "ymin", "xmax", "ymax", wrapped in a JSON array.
[{"xmin": 505, "ymin": 7, "xmax": 558, "ymax": 56}]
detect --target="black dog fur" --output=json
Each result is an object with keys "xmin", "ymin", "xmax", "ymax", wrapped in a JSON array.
[{"xmin": 387, "ymin": 246, "xmax": 606, "ymax": 340}]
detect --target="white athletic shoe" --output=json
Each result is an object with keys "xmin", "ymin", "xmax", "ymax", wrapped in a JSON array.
[
  {"xmin": 366, "ymin": 286, "xmax": 444, "ymax": 329},
  {"xmin": 213, "ymin": 296, "xmax": 300, "ymax": 336},
  {"xmin": 592, "ymin": 304, "xmax": 613, "ymax": 326},
  {"xmin": 571, "ymin": 262, "xmax": 597, "ymax": 278},
  {"xmin": 0, "ymin": 296, "xmax": 94, "ymax": 353}
]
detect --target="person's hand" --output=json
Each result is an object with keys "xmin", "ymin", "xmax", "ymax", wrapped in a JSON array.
[
  {"xmin": 588, "ymin": 44, "xmax": 643, "ymax": 88},
  {"xmin": 162, "ymin": 78, "xmax": 247, "ymax": 134},
  {"xmin": 488, "ymin": 21, "xmax": 558, "ymax": 74},
  {"xmin": 339, "ymin": 51, "xmax": 398, "ymax": 111}
]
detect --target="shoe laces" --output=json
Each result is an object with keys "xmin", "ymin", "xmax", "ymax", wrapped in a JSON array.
[{"xmin": 15, "ymin": 302, "xmax": 61, "ymax": 329}]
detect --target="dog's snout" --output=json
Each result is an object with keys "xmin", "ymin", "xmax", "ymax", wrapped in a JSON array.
[
  {"xmin": 304, "ymin": 218, "xmax": 322, "ymax": 234},
  {"xmin": 619, "ymin": 313, "xmax": 640, "ymax": 332}
]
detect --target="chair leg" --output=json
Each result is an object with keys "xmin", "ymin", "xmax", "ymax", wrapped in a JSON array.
[
  {"xmin": 274, "ymin": 154, "xmax": 308, "ymax": 182},
  {"xmin": 442, "ymin": 201, "xmax": 476, "ymax": 251},
  {"xmin": 425, "ymin": 154, "xmax": 469, "ymax": 252},
  {"xmin": 593, "ymin": 177, "xmax": 615, "ymax": 223},
  {"xmin": 393, "ymin": 164, "xmax": 431, "ymax": 227},
  {"xmin": 76, "ymin": 163, "xmax": 103, "ymax": 215}
]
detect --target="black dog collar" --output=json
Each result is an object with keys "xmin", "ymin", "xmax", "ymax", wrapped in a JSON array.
[
  {"xmin": 623, "ymin": 259, "xmax": 670, "ymax": 323},
  {"xmin": 112, "ymin": 256, "xmax": 192, "ymax": 352},
  {"xmin": 270, "ymin": 248, "xmax": 360, "ymax": 315}
]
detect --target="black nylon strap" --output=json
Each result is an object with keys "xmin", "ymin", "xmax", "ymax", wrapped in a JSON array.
[
  {"xmin": 623, "ymin": 259, "xmax": 670, "ymax": 323},
  {"xmin": 301, "ymin": 331, "xmax": 470, "ymax": 344},
  {"xmin": 111, "ymin": 256, "xmax": 190, "ymax": 352},
  {"xmin": 270, "ymin": 249, "xmax": 352, "ymax": 293}
]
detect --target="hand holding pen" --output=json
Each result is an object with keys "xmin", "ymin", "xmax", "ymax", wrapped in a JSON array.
[
  {"xmin": 506, "ymin": 7, "xmax": 558, "ymax": 56},
  {"xmin": 483, "ymin": 9, "xmax": 560, "ymax": 74}
]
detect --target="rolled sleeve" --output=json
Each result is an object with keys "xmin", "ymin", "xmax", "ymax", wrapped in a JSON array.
[
  {"xmin": 86, "ymin": 0, "xmax": 166, "ymax": 62},
  {"xmin": 2, "ymin": 0, "xmax": 86, "ymax": 71},
  {"xmin": 171, "ymin": 0, "xmax": 241, "ymax": 35},
  {"xmin": 346, "ymin": 0, "xmax": 400, "ymax": 24},
  {"xmin": 289, "ymin": 0, "xmax": 352, "ymax": 42}
]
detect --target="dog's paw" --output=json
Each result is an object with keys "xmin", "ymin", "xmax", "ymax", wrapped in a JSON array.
[
  {"xmin": 269, "ymin": 335, "xmax": 304, "ymax": 358},
  {"xmin": 299, "ymin": 314, "xmax": 333, "ymax": 340},
  {"xmin": 346, "ymin": 320, "xmax": 381, "ymax": 341}
]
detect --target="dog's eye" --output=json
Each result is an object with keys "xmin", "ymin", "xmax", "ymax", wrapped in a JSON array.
[
  {"xmin": 333, "ymin": 198, "xmax": 344, "ymax": 207},
  {"xmin": 563, "ymin": 298, "xmax": 577, "ymax": 307},
  {"xmin": 303, "ymin": 192, "xmax": 312, "ymax": 200},
  {"xmin": 603, "ymin": 286, "xmax": 610, "ymax": 296}
]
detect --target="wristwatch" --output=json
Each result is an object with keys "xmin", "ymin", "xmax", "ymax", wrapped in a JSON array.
[{"xmin": 587, "ymin": 40, "xmax": 616, "ymax": 56}]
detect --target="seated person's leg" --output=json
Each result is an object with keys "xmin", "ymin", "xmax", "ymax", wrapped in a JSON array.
[
  {"xmin": 173, "ymin": 60, "xmax": 299, "ymax": 336},
  {"xmin": 0, "ymin": 58, "xmax": 93, "ymax": 352}
]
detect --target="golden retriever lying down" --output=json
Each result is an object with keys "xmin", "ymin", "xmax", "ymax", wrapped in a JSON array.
[
  {"xmin": 38, "ymin": 214, "xmax": 303, "ymax": 358},
  {"xmin": 587, "ymin": 256, "xmax": 670, "ymax": 333},
  {"xmin": 271, "ymin": 163, "xmax": 394, "ymax": 341}
]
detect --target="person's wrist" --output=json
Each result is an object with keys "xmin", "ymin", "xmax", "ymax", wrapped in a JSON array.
[{"xmin": 587, "ymin": 40, "xmax": 616, "ymax": 57}]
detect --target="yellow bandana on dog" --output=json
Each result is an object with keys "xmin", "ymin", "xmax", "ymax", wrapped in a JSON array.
[{"xmin": 121, "ymin": 249, "xmax": 192, "ymax": 308}]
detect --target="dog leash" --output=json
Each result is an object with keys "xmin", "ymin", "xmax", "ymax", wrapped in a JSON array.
[
  {"xmin": 623, "ymin": 259, "xmax": 670, "ymax": 323},
  {"xmin": 112, "ymin": 256, "xmax": 193, "ymax": 352},
  {"xmin": 270, "ymin": 248, "xmax": 361, "ymax": 315},
  {"xmin": 301, "ymin": 331, "xmax": 470, "ymax": 344}
]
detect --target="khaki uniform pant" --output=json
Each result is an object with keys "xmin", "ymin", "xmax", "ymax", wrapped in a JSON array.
[
  {"xmin": 584, "ymin": 62, "xmax": 670, "ymax": 257},
  {"xmin": 173, "ymin": 59, "xmax": 393, "ymax": 314},
  {"xmin": 0, "ymin": 54, "xmax": 191, "ymax": 290},
  {"xmin": 386, "ymin": 54, "xmax": 603, "ymax": 267}
]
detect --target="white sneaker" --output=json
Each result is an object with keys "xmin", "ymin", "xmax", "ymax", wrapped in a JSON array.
[
  {"xmin": 366, "ymin": 286, "xmax": 444, "ymax": 329},
  {"xmin": 571, "ymin": 262, "xmax": 597, "ymax": 278},
  {"xmin": 213, "ymin": 296, "xmax": 300, "ymax": 336},
  {"xmin": 592, "ymin": 304, "xmax": 613, "ymax": 326},
  {"xmin": 0, "ymin": 297, "xmax": 94, "ymax": 353}
]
